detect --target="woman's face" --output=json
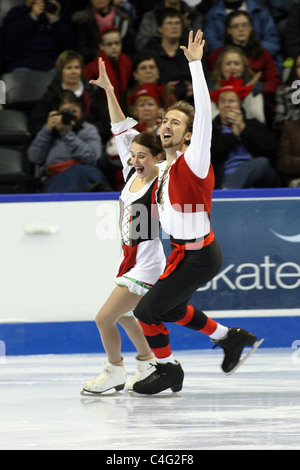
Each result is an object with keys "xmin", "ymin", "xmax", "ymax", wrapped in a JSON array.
[
  {"xmin": 130, "ymin": 142, "xmax": 159, "ymax": 181},
  {"xmin": 61, "ymin": 59, "xmax": 82, "ymax": 86},
  {"xmin": 134, "ymin": 59, "xmax": 160, "ymax": 85},
  {"xmin": 227, "ymin": 14, "xmax": 252, "ymax": 46},
  {"xmin": 134, "ymin": 96, "xmax": 159, "ymax": 122},
  {"xmin": 221, "ymin": 52, "xmax": 245, "ymax": 80}
]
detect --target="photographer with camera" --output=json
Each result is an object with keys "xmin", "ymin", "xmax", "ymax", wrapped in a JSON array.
[
  {"xmin": 29, "ymin": 49, "xmax": 111, "ymax": 144},
  {"xmin": 27, "ymin": 90, "xmax": 111, "ymax": 192},
  {"xmin": 2, "ymin": 0, "xmax": 73, "ymax": 72}
]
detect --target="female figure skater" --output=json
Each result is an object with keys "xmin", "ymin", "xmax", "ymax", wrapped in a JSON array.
[
  {"xmin": 82, "ymin": 58, "xmax": 166, "ymax": 394},
  {"xmin": 132, "ymin": 30, "xmax": 263, "ymax": 395}
]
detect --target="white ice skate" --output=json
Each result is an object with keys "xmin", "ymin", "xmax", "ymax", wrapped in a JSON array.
[
  {"xmin": 126, "ymin": 357, "xmax": 156, "ymax": 391},
  {"xmin": 81, "ymin": 362, "xmax": 127, "ymax": 395}
]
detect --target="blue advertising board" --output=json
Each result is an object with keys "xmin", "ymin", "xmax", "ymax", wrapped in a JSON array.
[
  {"xmin": 1, "ymin": 189, "xmax": 299, "ymax": 354},
  {"xmin": 164, "ymin": 192, "xmax": 300, "ymax": 312},
  {"xmin": 159, "ymin": 189, "xmax": 300, "ymax": 350}
]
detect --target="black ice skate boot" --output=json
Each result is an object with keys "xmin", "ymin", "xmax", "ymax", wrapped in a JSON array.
[
  {"xmin": 212, "ymin": 328, "xmax": 264, "ymax": 375},
  {"xmin": 132, "ymin": 361, "xmax": 184, "ymax": 395}
]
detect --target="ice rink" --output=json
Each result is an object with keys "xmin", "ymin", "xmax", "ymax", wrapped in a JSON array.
[{"xmin": 1, "ymin": 347, "xmax": 299, "ymax": 450}]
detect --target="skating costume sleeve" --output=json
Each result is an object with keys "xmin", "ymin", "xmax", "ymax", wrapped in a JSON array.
[
  {"xmin": 184, "ymin": 61, "xmax": 212, "ymax": 179},
  {"xmin": 111, "ymin": 117, "xmax": 139, "ymax": 181}
]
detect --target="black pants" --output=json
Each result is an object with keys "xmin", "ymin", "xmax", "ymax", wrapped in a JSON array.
[{"xmin": 134, "ymin": 238, "xmax": 223, "ymax": 356}]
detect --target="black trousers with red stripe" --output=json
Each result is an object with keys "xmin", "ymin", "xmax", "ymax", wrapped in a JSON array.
[{"xmin": 134, "ymin": 238, "xmax": 223, "ymax": 358}]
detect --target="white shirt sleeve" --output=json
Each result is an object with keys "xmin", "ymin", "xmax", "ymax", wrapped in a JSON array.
[
  {"xmin": 111, "ymin": 117, "xmax": 139, "ymax": 180},
  {"xmin": 184, "ymin": 60, "xmax": 212, "ymax": 179}
]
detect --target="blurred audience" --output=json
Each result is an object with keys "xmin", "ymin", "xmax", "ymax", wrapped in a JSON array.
[
  {"xmin": 282, "ymin": 4, "xmax": 300, "ymax": 60},
  {"xmin": 210, "ymin": 76, "xmax": 278, "ymax": 189},
  {"xmin": 208, "ymin": 11, "xmax": 281, "ymax": 121},
  {"xmin": 29, "ymin": 49, "xmax": 111, "ymax": 143},
  {"xmin": 71, "ymin": 0, "xmax": 134, "ymax": 64},
  {"xmin": 260, "ymin": 0, "xmax": 290, "ymax": 55},
  {"xmin": 130, "ymin": 83, "xmax": 163, "ymax": 133},
  {"xmin": 2, "ymin": 0, "xmax": 74, "ymax": 72},
  {"xmin": 143, "ymin": 8, "xmax": 194, "ymax": 102},
  {"xmin": 122, "ymin": 51, "xmax": 177, "ymax": 116},
  {"xmin": 27, "ymin": 90, "xmax": 111, "ymax": 192},
  {"xmin": 203, "ymin": 0, "xmax": 283, "ymax": 73},
  {"xmin": 1, "ymin": 0, "xmax": 298, "ymax": 191},
  {"xmin": 129, "ymin": 0, "xmax": 161, "ymax": 23},
  {"xmin": 84, "ymin": 26, "xmax": 132, "ymax": 101},
  {"xmin": 112, "ymin": 0, "xmax": 137, "ymax": 22},
  {"xmin": 134, "ymin": 0, "xmax": 203, "ymax": 52},
  {"xmin": 208, "ymin": 45, "xmax": 266, "ymax": 122}
]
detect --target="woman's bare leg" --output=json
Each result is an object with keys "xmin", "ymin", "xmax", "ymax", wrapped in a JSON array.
[
  {"xmin": 118, "ymin": 315, "xmax": 153, "ymax": 360},
  {"xmin": 95, "ymin": 285, "xmax": 146, "ymax": 364}
]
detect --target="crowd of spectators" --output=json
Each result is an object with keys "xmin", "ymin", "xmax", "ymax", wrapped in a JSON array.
[{"xmin": 0, "ymin": 0, "xmax": 300, "ymax": 192}]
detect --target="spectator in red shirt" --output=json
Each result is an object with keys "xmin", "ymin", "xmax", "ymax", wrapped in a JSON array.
[{"xmin": 84, "ymin": 26, "xmax": 132, "ymax": 101}]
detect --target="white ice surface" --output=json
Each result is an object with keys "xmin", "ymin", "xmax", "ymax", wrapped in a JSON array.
[{"xmin": 0, "ymin": 348, "xmax": 299, "ymax": 450}]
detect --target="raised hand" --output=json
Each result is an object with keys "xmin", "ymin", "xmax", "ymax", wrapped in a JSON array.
[
  {"xmin": 180, "ymin": 29, "xmax": 205, "ymax": 63},
  {"xmin": 90, "ymin": 57, "xmax": 125, "ymax": 123},
  {"xmin": 89, "ymin": 57, "xmax": 113, "ymax": 90}
]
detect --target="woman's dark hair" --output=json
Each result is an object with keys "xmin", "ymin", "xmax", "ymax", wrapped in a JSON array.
[
  {"xmin": 54, "ymin": 90, "xmax": 83, "ymax": 111},
  {"xmin": 132, "ymin": 131, "xmax": 165, "ymax": 159},
  {"xmin": 132, "ymin": 52, "xmax": 159, "ymax": 74},
  {"xmin": 224, "ymin": 10, "xmax": 263, "ymax": 59}
]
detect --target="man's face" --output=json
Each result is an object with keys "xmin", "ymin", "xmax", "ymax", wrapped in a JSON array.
[
  {"xmin": 160, "ymin": 109, "xmax": 190, "ymax": 150},
  {"xmin": 228, "ymin": 15, "xmax": 252, "ymax": 46},
  {"xmin": 159, "ymin": 16, "xmax": 182, "ymax": 40}
]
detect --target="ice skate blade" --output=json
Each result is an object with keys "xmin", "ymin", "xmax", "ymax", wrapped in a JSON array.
[
  {"xmin": 226, "ymin": 338, "xmax": 264, "ymax": 376},
  {"xmin": 80, "ymin": 383, "xmax": 125, "ymax": 396}
]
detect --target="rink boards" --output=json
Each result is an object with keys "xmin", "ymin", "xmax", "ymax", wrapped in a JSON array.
[{"xmin": 0, "ymin": 188, "xmax": 299, "ymax": 355}]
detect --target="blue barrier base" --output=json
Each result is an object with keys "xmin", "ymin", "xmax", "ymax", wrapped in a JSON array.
[{"xmin": 1, "ymin": 316, "xmax": 298, "ymax": 355}]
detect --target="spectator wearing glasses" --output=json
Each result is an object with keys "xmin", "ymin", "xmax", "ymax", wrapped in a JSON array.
[
  {"xmin": 84, "ymin": 26, "xmax": 132, "ymax": 101},
  {"xmin": 123, "ymin": 52, "xmax": 177, "ymax": 117},
  {"xmin": 208, "ymin": 10, "xmax": 281, "ymax": 121},
  {"xmin": 203, "ymin": 0, "xmax": 283, "ymax": 73},
  {"xmin": 134, "ymin": 0, "xmax": 203, "ymax": 52},
  {"xmin": 142, "ymin": 8, "xmax": 194, "ymax": 102}
]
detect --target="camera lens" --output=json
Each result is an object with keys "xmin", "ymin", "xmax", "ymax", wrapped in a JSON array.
[{"xmin": 60, "ymin": 110, "xmax": 75, "ymax": 125}]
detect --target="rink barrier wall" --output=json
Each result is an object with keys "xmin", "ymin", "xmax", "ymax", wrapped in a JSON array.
[{"xmin": 0, "ymin": 188, "xmax": 300, "ymax": 355}]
